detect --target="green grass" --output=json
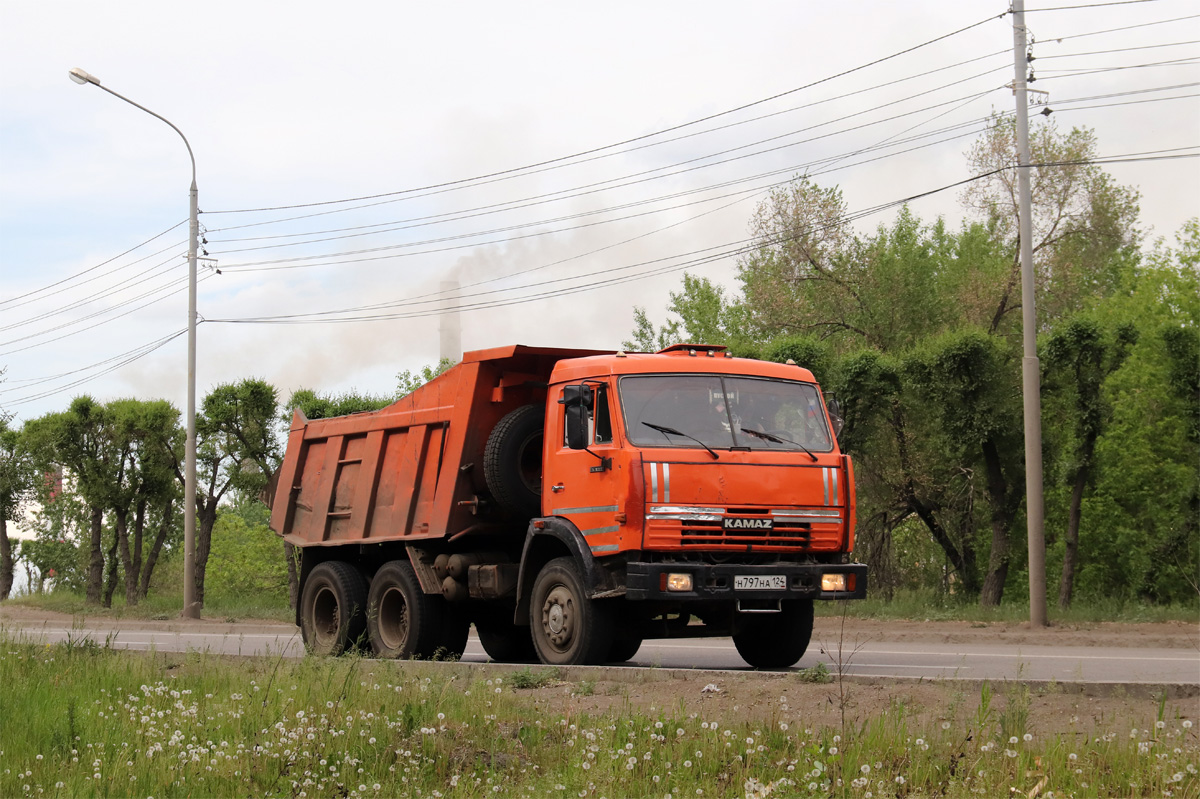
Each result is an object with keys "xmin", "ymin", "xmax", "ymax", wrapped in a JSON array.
[
  {"xmin": 814, "ymin": 588, "xmax": 1200, "ymax": 624},
  {"xmin": 5, "ymin": 589, "xmax": 294, "ymax": 623},
  {"xmin": 0, "ymin": 632, "xmax": 1195, "ymax": 799}
]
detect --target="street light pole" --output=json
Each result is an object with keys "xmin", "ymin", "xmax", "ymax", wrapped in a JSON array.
[{"xmin": 69, "ymin": 68, "xmax": 201, "ymax": 619}]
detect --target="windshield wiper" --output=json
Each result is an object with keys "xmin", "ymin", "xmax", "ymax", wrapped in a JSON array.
[
  {"xmin": 642, "ymin": 421, "xmax": 719, "ymax": 460},
  {"xmin": 740, "ymin": 427, "xmax": 818, "ymax": 462}
]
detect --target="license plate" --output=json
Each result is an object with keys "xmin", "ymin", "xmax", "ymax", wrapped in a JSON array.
[{"xmin": 734, "ymin": 574, "xmax": 786, "ymax": 591}]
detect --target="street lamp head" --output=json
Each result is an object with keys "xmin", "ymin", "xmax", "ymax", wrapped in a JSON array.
[{"xmin": 68, "ymin": 68, "xmax": 99, "ymax": 86}]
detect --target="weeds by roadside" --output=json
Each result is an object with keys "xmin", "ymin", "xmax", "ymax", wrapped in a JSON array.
[{"xmin": 1, "ymin": 632, "xmax": 1195, "ymax": 798}]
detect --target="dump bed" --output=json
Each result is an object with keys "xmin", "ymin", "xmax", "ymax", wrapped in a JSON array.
[{"xmin": 269, "ymin": 345, "xmax": 610, "ymax": 548}]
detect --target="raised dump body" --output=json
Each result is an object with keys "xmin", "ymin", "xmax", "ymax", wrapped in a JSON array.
[
  {"xmin": 271, "ymin": 343, "xmax": 866, "ymax": 668},
  {"xmin": 271, "ymin": 345, "xmax": 600, "ymax": 548}
]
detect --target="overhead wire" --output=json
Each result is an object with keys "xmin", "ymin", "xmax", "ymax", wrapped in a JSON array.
[
  {"xmin": 0, "ymin": 221, "xmax": 186, "ymax": 311},
  {"xmin": 202, "ymin": 12, "xmax": 1008, "ymax": 217}
]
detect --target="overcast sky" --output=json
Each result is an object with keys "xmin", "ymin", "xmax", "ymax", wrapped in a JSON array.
[{"xmin": 1, "ymin": 1, "xmax": 1197, "ymax": 425}]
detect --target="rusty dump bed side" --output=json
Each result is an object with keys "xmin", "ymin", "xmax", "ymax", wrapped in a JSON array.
[{"xmin": 269, "ymin": 345, "xmax": 611, "ymax": 548}]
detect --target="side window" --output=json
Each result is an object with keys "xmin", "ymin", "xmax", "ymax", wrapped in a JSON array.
[
  {"xmin": 593, "ymin": 385, "xmax": 612, "ymax": 444},
  {"xmin": 560, "ymin": 383, "xmax": 613, "ymax": 446}
]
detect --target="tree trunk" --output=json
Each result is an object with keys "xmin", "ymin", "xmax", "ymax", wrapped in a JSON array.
[
  {"xmin": 195, "ymin": 496, "xmax": 219, "ymax": 607},
  {"xmin": 892, "ymin": 397, "xmax": 979, "ymax": 594},
  {"xmin": 285, "ymin": 540, "xmax": 299, "ymax": 609},
  {"xmin": 1058, "ymin": 464, "xmax": 1088, "ymax": 609},
  {"xmin": 139, "ymin": 499, "xmax": 173, "ymax": 600},
  {"xmin": 86, "ymin": 505, "xmax": 105, "ymax": 605},
  {"xmin": 102, "ymin": 528, "xmax": 120, "ymax": 608},
  {"xmin": 0, "ymin": 516, "xmax": 13, "ymax": 600},
  {"xmin": 127, "ymin": 497, "xmax": 147, "ymax": 606},
  {"xmin": 115, "ymin": 507, "xmax": 136, "ymax": 607},
  {"xmin": 979, "ymin": 439, "xmax": 1012, "ymax": 608}
]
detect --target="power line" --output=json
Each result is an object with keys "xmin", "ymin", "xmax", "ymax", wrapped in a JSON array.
[
  {"xmin": 203, "ymin": 13, "xmax": 1008, "ymax": 217},
  {"xmin": 4, "ymin": 329, "xmax": 188, "ymax": 408},
  {"xmin": 0, "ymin": 221, "xmax": 186, "ymax": 310},
  {"xmin": 1025, "ymin": 0, "xmax": 1172, "ymax": 11}
]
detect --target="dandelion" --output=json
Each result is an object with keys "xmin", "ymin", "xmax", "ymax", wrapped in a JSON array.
[
  {"xmin": 941, "ymin": 721, "xmax": 951, "ymax": 730},
  {"xmin": 860, "ymin": 764, "xmax": 871, "ymax": 775},
  {"xmin": 1023, "ymin": 733, "xmax": 1032, "ymax": 742},
  {"xmin": 1009, "ymin": 736, "xmax": 1018, "ymax": 744},
  {"xmin": 1183, "ymin": 721, "xmax": 1192, "ymax": 729}
]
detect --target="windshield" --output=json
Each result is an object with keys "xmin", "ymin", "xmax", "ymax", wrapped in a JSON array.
[{"xmin": 619, "ymin": 374, "xmax": 833, "ymax": 452}]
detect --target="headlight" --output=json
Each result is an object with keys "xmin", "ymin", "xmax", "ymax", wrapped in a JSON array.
[
  {"xmin": 666, "ymin": 573, "xmax": 694, "ymax": 592},
  {"xmin": 821, "ymin": 573, "xmax": 847, "ymax": 592}
]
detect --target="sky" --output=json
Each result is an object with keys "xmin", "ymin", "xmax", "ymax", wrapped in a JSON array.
[{"xmin": 1, "ymin": 0, "xmax": 1197, "ymax": 427}]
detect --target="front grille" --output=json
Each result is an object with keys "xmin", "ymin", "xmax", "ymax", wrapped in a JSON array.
[
  {"xmin": 644, "ymin": 505, "xmax": 842, "ymax": 551},
  {"xmin": 679, "ymin": 518, "xmax": 812, "ymax": 547}
]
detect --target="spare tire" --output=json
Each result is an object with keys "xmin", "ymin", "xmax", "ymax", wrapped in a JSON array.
[{"xmin": 484, "ymin": 404, "xmax": 544, "ymax": 516}]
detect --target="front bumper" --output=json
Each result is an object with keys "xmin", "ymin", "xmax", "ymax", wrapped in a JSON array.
[{"xmin": 625, "ymin": 561, "xmax": 868, "ymax": 602}]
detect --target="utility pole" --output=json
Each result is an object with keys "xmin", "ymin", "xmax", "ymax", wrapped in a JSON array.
[{"xmin": 1011, "ymin": 0, "xmax": 1048, "ymax": 628}]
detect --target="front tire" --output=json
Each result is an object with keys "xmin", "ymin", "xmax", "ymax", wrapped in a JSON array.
[
  {"xmin": 529, "ymin": 557, "xmax": 613, "ymax": 666},
  {"xmin": 475, "ymin": 606, "xmax": 538, "ymax": 663},
  {"xmin": 732, "ymin": 599, "xmax": 814, "ymax": 669},
  {"xmin": 366, "ymin": 560, "xmax": 444, "ymax": 659},
  {"xmin": 607, "ymin": 634, "xmax": 643, "ymax": 663},
  {"xmin": 300, "ymin": 561, "xmax": 368, "ymax": 656}
]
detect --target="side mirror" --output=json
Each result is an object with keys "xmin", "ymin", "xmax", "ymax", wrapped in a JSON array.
[
  {"xmin": 560, "ymin": 385, "xmax": 592, "ymax": 450},
  {"xmin": 825, "ymin": 393, "xmax": 845, "ymax": 439}
]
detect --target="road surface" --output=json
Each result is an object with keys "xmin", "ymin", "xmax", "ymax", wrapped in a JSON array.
[{"xmin": 4, "ymin": 619, "xmax": 1196, "ymax": 685}]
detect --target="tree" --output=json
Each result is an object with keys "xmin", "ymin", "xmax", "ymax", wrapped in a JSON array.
[
  {"xmin": 185, "ymin": 379, "xmax": 280, "ymax": 608},
  {"xmin": 22, "ymin": 397, "xmax": 121, "ymax": 605},
  {"xmin": 106, "ymin": 399, "xmax": 181, "ymax": 605},
  {"xmin": 0, "ymin": 415, "xmax": 34, "ymax": 600},
  {"xmin": 1043, "ymin": 318, "xmax": 1136, "ymax": 608},
  {"xmin": 396, "ymin": 358, "xmax": 456, "ymax": 396},
  {"xmin": 961, "ymin": 114, "xmax": 1141, "ymax": 329}
]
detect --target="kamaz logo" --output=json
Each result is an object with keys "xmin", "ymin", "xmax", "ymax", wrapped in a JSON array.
[{"xmin": 723, "ymin": 517, "xmax": 773, "ymax": 531}]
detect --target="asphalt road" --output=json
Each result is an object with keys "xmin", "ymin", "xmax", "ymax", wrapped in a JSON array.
[{"xmin": 5, "ymin": 621, "xmax": 1197, "ymax": 685}]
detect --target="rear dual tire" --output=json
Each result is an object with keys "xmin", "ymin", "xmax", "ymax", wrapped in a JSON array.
[{"xmin": 299, "ymin": 559, "xmax": 468, "ymax": 660}]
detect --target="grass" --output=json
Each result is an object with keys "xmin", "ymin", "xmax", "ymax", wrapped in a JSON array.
[
  {"xmin": 814, "ymin": 588, "xmax": 1200, "ymax": 624},
  {"xmin": 5, "ymin": 588, "xmax": 294, "ymax": 623},
  {"xmin": 0, "ymin": 631, "xmax": 1196, "ymax": 799}
]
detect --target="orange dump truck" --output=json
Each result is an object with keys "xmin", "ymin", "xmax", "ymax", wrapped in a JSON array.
[{"xmin": 270, "ymin": 343, "xmax": 866, "ymax": 667}]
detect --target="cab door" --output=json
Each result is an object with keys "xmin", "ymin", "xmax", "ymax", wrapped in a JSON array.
[{"xmin": 543, "ymin": 381, "xmax": 624, "ymax": 556}]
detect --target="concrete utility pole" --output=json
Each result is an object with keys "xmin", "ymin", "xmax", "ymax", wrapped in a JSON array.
[
  {"xmin": 68, "ymin": 68, "xmax": 202, "ymax": 619},
  {"xmin": 1010, "ymin": 2, "xmax": 1048, "ymax": 628}
]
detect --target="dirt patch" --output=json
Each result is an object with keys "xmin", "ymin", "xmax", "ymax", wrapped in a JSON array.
[
  {"xmin": 497, "ymin": 667, "xmax": 1199, "ymax": 740},
  {"xmin": 810, "ymin": 616, "xmax": 1199, "ymax": 651}
]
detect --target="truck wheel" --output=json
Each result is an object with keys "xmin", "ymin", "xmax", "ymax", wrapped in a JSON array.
[
  {"xmin": 484, "ymin": 405, "xmax": 544, "ymax": 517},
  {"xmin": 530, "ymin": 556, "xmax": 613, "ymax": 666},
  {"xmin": 607, "ymin": 634, "xmax": 643, "ymax": 663},
  {"xmin": 367, "ymin": 560, "xmax": 444, "ymax": 659},
  {"xmin": 732, "ymin": 599, "xmax": 815, "ymax": 669},
  {"xmin": 435, "ymin": 606, "xmax": 471, "ymax": 660},
  {"xmin": 475, "ymin": 608, "xmax": 538, "ymax": 663},
  {"xmin": 300, "ymin": 561, "xmax": 368, "ymax": 656}
]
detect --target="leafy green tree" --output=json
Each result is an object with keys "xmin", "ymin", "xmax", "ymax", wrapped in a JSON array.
[
  {"xmin": 396, "ymin": 358, "xmax": 456, "ymax": 396},
  {"xmin": 1043, "ymin": 318, "xmax": 1136, "ymax": 607},
  {"xmin": 186, "ymin": 379, "xmax": 281, "ymax": 608},
  {"xmin": 105, "ymin": 399, "xmax": 181, "ymax": 605},
  {"xmin": 0, "ymin": 415, "xmax": 33, "ymax": 599},
  {"xmin": 205, "ymin": 509, "xmax": 288, "ymax": 604},
  {"xmin": 22, "ymin": 397, "xmax": 121, "ymax": 605}
]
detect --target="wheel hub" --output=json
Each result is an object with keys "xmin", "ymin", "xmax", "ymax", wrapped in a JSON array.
[{"xmin": 541, "ymin": 585, "xmax": 574, "ymax": 647}]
